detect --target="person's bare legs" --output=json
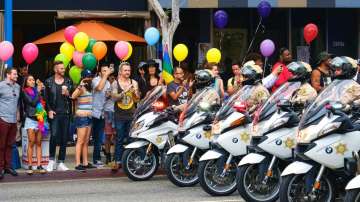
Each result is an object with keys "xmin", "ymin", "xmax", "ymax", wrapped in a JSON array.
[
  {"xmin": 76, "ymin": 128, "xmax": 87, "ymax": 166},
  {"xmin": 82, "ymin": 126, "xmax": 91, "ymax": 166},
  {"xmin": 35, "ymin": 131, "xmax": 42, "ymax": 167},
  {"xmin": 27, "ymin": 129, "xmax": 36, "ymax": 175}
]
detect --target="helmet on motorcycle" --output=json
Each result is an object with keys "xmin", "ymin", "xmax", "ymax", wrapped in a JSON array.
[
  {"xmin": 241, "ymin": 60, "xmax": 263, "ymax": 85},
  {"xmin": 330, "ymin": 56, "xmax": 357, "ymax": 79},
  {"xmin": 194, "ymin": 69, "xmax": 214, "ymax": 90},
  {"xmin": 287, "ymin": 61, "xmax": 312, "ymax": 82}
]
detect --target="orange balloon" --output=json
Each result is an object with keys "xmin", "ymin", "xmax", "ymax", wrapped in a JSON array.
[{"xmin": 92, "ymin": 41, "xmax": 107, "ymax": 60}]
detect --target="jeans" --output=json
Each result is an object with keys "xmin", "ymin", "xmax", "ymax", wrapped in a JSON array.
[
  {"xmin": 114, "ymin": 120, "xmax": 131, "ymax": 163},
  {"xmin": 92, "ymin": 117, "xmax": 105, "ymax": 163},
  {"xmin": 49, "ymin": 114, "xmax": 70, "ymax": 162}
]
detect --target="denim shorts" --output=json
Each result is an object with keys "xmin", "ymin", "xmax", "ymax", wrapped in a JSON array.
[
  {"xmin": 75, "ymin": 116, "xmax": 92, "ymax": 128},
  {"xmin": 24, "ymin": 117, "xmax": 38, "ymax": 130}
]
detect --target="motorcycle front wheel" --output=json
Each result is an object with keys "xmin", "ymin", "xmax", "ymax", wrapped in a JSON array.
[
  {"xmin": 198, "ymin": 159, "xmax": 237, "ymax": 196},
  {"xmin": 122, "ymin": 147, "xmax": 159, "ymax": 181},
  {"xmin": 344, "ymin": 189, "xmax": 360, "ymax": 202},
  {"xmin": 165, "ymin": 153, "xmax": 199, "ymax": 187}
]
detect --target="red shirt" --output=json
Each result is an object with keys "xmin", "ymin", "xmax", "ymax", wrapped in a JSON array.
[{"xmin": 271, "ymin": 62, "xmax": 293, "ymax": 92}]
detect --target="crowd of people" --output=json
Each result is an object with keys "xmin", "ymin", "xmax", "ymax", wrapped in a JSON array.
[{"xmin": 0, "ymin": 47, "xmax": 360, "ymax": 179}]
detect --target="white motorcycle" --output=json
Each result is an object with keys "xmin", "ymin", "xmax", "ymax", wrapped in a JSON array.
[
  {"xmin": 165, "ymin": 87, "xmax": 220, "ymax": 187},
  {"xmin": 344, "ymin": 151, "xmax": 360, "ymax": 201},
  {"xmin": 237, "ymin": 81, "xmax": 302, "ymax": 202},
  {"xmin": 197, "ymin": 85, "xmax": 255, "ymax": 196},
  {"xmin": 122, "ymin": 86, "xmax": 179, "ymax": 181},
  {"xmin": 279, "ymin": 79, "xmax": 360, "ymax": 201}
]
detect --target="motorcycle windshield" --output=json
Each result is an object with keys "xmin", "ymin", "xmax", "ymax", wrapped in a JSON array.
[
  {"xmin": 183, "ymin": 87, "xmax": 214, "ymax": 119},
  {"xmin": 133, "ymin": 85, "xmax": 165, "ymax": 118},
  {"xmin": 215, "ymin": 85, "xmax": 254, "ymax": 120},
  {"xmin": 256, "ymin": 81, "xmax": 302, "ymax": 122},
  {"xmin": 299, "ymin": 79, "xmax": 356, "ymax": 129}
]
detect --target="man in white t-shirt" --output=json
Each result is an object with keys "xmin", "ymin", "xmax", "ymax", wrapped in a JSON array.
[{"xmin": 91, "ymin": 63, "xmax": 112, "ymax": 166}]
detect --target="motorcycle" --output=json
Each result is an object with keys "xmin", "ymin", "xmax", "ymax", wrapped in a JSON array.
[
  {"xmin": 165, "ymin": 87, "xmax": 220, "ymax": 187},
  {"xmin": 197, "ymin": 85, "xmax": 256, "ymax": 196},
  {"xmin": 279, "ymin": 79, "xmax": 360, "ymax": 201},
  {"xmin": 122, "ymin": 86, "xmax": 179, "ymax": 181},
  {"xmin": 236, "ymin": 81, "xmax": 302, "ymax": 202}
]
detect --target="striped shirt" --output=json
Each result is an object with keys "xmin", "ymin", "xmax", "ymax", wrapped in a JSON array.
[{"xmin": 76, "ymin": 91, "xmax": 93, "ymax": 116}]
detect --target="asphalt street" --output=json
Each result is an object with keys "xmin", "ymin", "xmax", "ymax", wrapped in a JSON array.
[{"xmin": 0, "ymin": 175, "xmax": 244, "ymax": 202}]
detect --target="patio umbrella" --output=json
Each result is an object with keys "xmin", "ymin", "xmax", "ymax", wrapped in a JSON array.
[{"xmin": 33, "ymin": 20, "xmax": 146, "ymax": 44}]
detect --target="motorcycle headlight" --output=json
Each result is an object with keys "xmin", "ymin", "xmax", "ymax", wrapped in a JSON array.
[
  {"xmin": 319, "ymin": 122, "xmax": 342, "ymax": 136},
  {"xmin": 269, "ymin": 117, "xmax": 290, "ymax": 130},
  {"xmin": 132, "ymin": 120, "xmax": 145, "ymax": 132},
  {"xmin": 199, "ymin": 101, "xmax": 211, "ymax": 111}
]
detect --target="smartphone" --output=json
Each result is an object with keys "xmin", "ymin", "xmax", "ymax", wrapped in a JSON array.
[{"xmin": 109, "ymin": 63, "xmax": 114, "ymax": 73}]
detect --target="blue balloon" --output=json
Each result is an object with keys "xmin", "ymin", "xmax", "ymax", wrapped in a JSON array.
[{"xmin": 144, "ymin": 27, "xmax": 160, "ymax": 46}]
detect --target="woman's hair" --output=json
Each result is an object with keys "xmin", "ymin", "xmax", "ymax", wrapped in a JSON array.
[
  {"xmin": 205, "ymin": 62, "xmax": 218, "ymax": 70},
  {"xmin": 23, "ymin": 74, "xmax": 35, "ymax": 89},
  {"xmin": 146, "ymin": 63, "xmax": 160, "ymax": 85},
  {"xmin": 81, "ymin": 78, "xmax": 93, "ymax": 92}
]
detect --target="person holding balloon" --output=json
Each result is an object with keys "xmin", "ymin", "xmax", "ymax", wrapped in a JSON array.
[{"xmin": 45, "ymin": 61, "xmax": 73, "ymax": 172}]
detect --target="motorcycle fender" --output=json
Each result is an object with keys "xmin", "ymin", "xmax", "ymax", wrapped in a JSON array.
[
  {"xmin": 238, "ymin": 153, "xmax": 266, "ymax": 167},
  {"xmin": 346, "ymin": 175, "xmax": 360, "ymax": 190},
  {"xmin": 125, "ymin": 140, "xmax": 149, "ymax": 149},
  {"xmin": 166, "ymin": 144, "xmax": 189, "ymax": 155},
  {"xmin": 281, "ymin": 161, "xmax": 313, "ymax": 177},
  {"xmin": 199, "ymin": 150, "xmax": 223, "ymax": 162}
]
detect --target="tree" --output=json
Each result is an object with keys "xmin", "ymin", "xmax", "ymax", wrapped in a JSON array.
[{"xmin": 147, "ymin": 0, "xmax": 180, "ymax": 61}]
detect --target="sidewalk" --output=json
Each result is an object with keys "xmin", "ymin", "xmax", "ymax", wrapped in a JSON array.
[{"xmin": 1, "ymin": 146, "xmax": 166, "ymax": 183}]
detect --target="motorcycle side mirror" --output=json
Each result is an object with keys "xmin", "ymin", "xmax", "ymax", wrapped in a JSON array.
[
  {"xmin": 325, "ymin": 102, "xmax": 343, "ymax": 111},
  {"xmin": 211, "ymin": 103, "xmax": 221, "ymax": 111},
  {"xmin": 277, "ymin": 99, "xmax": 291, "ymax": 112}
]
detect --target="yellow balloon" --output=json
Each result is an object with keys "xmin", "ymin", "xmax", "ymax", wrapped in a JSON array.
[
  {"xmin": 173, "ymin": 44, "xmax": 188, "ymax": 62},
  {"xmin": 206, "ymin": 48, "xmax": 221, "ymax": 63},
  {"xmin": 73, "ymin": 32, "xmax": 89, "ymax": 52},
  {"xmin": 60, "ymin": 42, "xmax": 75, "ymax": 60},
  {"xmin": 123, "ymin": 42, "xmax": 133, "ymax": 61}
]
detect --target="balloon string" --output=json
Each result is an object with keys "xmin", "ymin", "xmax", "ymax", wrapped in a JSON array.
[
  {"xmin": 242, "ymin": 18, "xmax": 263, "ymax": 65},
  {"xmin": 219, "ymin": 31, "xmax": 224, "ymax": 51},
  {"xmin": 263, "ymin": 57, "xmax": 268, "ymax": 79}
]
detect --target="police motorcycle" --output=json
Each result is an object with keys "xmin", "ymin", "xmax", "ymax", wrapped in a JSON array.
[
  {"xmin": 279, "ymin": 57, "xmax": 360, "ymax": 201},
  {"xmin": 197, "ymin": 63, "xmax": 269, "ymax": 196},
  {"xmin": 122, "ymin": 85, "xmax": 179, "ymax": 181},
  {"xmin": 165, "ymin": 70, "xmax": 221, "ymax": 187}
]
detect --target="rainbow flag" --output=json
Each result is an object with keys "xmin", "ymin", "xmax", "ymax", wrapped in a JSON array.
[{"xmin": 162, "ymin": 46, "xmax": 174, "ymax": 84}]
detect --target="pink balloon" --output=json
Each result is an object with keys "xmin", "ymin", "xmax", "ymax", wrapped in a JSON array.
[
  {"xmin": 73, "ymin": 51, "xmax": 84, "ymax": 68},
  {"xmin": 64, "ymin": 26, "xmax": 78, "ymax": 44},
  {"xmin": 114, "ymin": 41, "xmax": 129, "ymax": 60},
  {"xmin": 0, "ymin": 41, "xmax": 14, "ymax": 61},
  {"xmin": 22, "ymin": 43, "xmax": 39, "ymax": 64}
]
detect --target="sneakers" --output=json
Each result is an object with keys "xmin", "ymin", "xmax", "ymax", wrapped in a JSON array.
[
  {"xmin": 75, "ymin": 165, "xmax": 86, "ymax": 172},
  {"xmin": 84, "ymin": 163, "xmax": 97, "ymax": 169},
  {"xmin": 46, "ymin": 160, "xmax": 56, "ymax": 172},
  {"xmin": 26, "ymin": 166, "xmax": 34, "ymax": 175},
  {"xmin": 57, "ymin": 162, "xmax": 69, "ymax": 171},
  {"xmin": 37, "ymin": 165, "xmax": 47, "ymax": 174},
  {"xmin": 94, "ymin": 160, "xmax": 104, "ymax": 167}
]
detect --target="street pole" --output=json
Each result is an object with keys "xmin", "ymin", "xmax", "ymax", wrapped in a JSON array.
[{"xmin": 4, "ymin": 0, "xmax": 13, "ymax": 67}]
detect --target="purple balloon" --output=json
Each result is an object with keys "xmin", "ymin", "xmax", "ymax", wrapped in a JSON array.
[
  {"xmin": 214, "ymin": 10, "xmax": 228, "ymax": 29},
  {"xmin": 257, "ymin": 1, "xmax": 272, "ymax": 19},
  {"xmin": 260, "ymin": 39, "xmax": 275, "ymax": 57}
]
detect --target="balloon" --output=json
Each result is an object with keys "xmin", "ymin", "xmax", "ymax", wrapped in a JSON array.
[
  {"xmin": 0, "ymin": 41, "xmax": 14, "ymax": 61},
  {"xmin": 123, "ymin": 42, "xmax": 133, "ymax": 61},
  {"xmin": 69, "ymin": 66, "xmax": 82, "ymax": 85},
  {"xmin": 114, "ymin": 41, "xmax": 129, "ymax": 60},
  {"xmin": 257, "ymin": 1, "xmax": 272, "ymax": 19},
  {"xmin": 144, "ymin": 27, "xmax": 160, "ymax": 46},
  {"xmin": 214, "ymin": 10, "xmax": 228, "ymax": 29},
  {"xmin": 22, "ymin": 43, "xmax": 38, "ymax": 64},
  {"xmin": 86, "ymin": 38, "xmax": 97, "ymax": 53},
  {"xmin": 73, "ymin": 51, "xmax": 84, "ymax": 68},
  {"xmin": 304, "ymin": 23, "xmax": 318, "ymax": 45},
  {"xmin": 92, "ymin": 41, "xmax": 107, "ymax": 60},
  {"xmin": 54, "ymin": 53, "xmax": 70, "ymax": 67},
  {"xmin": 64, "ymin": 26, "xmax": 78, "ymax": 44},
  {"xmin": 82, "ymin": 53, "xmax": 97, "ymax": 71},
  {"xmin": 60, "ymin": 42, "xmax": 75, "ymax": 60},
  {"xmin": 73, "ymin": 32, "xmax": 89, "ymax": 52},
  {"xmin": 173, "ymin": 44, "xmax": 188, "ymax": 62},
  {"xmin": 206, "ymin": 48, "xmax": 221, "ymax": 63},
  {"xmin": 260, "ymin": 39, "xmax": 275, "ymax": 57}
]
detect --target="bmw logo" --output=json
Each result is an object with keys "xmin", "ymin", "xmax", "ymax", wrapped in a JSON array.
[
  {"xmin": 196, "ymin": 134, "xmax": 202, "ymax": 139},
  {"xmin": 325, "ymin": 147, "xmax": 333, "ymax": 154},
  {"xmin": 232, "ymin": 138, "xmax": 239, "ymax": 143},
  {"xmin": 275, "ymin": 139, "xmax": 282, "ymax": 146}
]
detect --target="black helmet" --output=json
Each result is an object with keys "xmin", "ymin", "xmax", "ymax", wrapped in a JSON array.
[
  {"xmin": 194, "ymin": 70, "xmax": 214, "ymax": 90},
  {"xmin": 146, "ymin": 59, "xmax": 159, "ymax": 68},
  {"xmin": 241, "ymin": 60, "xmax": 263, "ymax": 85},
  {"xmin": 137, "ymin": 61, "xmax": 147, "ymax": 69},
  {"xmin": 330, "ymin": 56, "xmax": 357, "ymax": 79},
  {"xmin": 287, "ymin": 61, "xmax": 312, "ymax": 82}
]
